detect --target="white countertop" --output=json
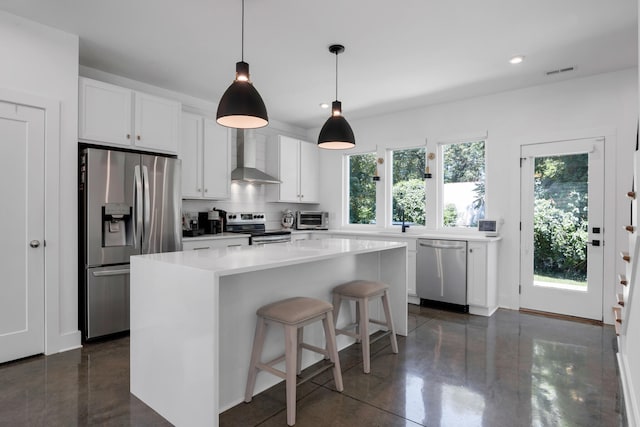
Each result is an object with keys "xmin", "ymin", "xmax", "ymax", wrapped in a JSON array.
[{"xmin": 136, "ymin": 238, "xmax": 407, "ymax": 276}]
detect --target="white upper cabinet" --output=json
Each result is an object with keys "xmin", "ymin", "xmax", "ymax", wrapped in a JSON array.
[
  {"xmin": 180, "ymin": 112, "xmax": 203, "ymax": 199},
  {"xmin": 133, "ymin": 92, "xmax": 180, "ymax": 153},
  {"xmin": 79, "ymin": 78, "xmax": 132, "ymax": 146},
  {"xmin": 79, "ymin": 77, "xmax": 181, "ymax": 154},
  {"xmin": 203, "ymin": 118, "xmax": 230, "ymax": 199},
  {"xmin": 268, "ymin": 135, "xmax": 319, "ymax": 203},
  {"xmin": 179, "ymin": 112, "xmax": 230, "ymax": 200}
]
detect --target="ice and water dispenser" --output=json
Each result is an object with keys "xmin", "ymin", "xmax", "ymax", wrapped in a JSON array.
[{"xmin": 102, "ymin": 203, "xmax": 133, "ymax": 247}]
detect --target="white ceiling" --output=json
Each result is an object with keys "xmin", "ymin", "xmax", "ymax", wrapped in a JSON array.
[{"xmin": 1, "ymin": 0, "xmax": 637, "ymax": 129}]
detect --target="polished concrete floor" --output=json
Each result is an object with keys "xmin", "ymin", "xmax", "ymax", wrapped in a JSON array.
[{"xmin": 0, "ymin": 306, "xmax": 625, "ymax": 426}]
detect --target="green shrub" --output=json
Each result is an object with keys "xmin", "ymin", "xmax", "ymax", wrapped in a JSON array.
[{"xmin": 533, "ymin": 198, "xmax": 587, "ymax": 281}]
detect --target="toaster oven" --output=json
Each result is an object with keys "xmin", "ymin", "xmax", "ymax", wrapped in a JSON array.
[{"xmin": 296, "ymin": 211, "xmax": 329, "ymax": 230}]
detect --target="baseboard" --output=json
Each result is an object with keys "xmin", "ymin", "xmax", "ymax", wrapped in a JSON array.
[
  {"xmin": 56, "ymin": 330, "xmax": 82, "ymax": 354},
  {"xmin": 519, "ymin": 308, "xmax": 603, "ymax": 326},
  {"xmin": 617, "ymin": 352, "xmax": 640, "ymax": 427}
]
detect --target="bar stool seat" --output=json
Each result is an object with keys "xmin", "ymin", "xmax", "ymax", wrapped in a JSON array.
[
  {"xmin": 245, "ymin": 296, "xmax": 343, "ymax": 426},
  {"xmin": 332, "ymin": 280, "xmax": 399, "ymax": 374}
]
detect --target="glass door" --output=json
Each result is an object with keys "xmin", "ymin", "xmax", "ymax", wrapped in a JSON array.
[{"xmin": 520, "ymin": 138, "xmax": 604, "ymax": 320}]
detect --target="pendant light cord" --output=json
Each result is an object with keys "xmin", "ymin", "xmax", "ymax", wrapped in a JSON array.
[
  {"xmin": 335, "ymin": 51, "xmax": 339, "ymax": 100},
  {"xmin": 241, "ymin": 0, "xmax": 245, "ymax": 61}
]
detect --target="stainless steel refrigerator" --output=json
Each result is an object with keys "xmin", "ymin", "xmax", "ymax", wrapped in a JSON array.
[{"xmin": 79, "ymin": 147, "xmax": 181, "ymax": 340}]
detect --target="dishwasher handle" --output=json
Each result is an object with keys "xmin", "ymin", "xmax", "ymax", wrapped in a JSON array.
[{"xmin": 418, "ymin": 241, "xmax": 466, "ymax": 250}]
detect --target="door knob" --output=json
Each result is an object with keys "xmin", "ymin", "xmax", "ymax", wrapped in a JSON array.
[{"xmin": 30, "ymin": 240, "xmax": 40, "ymax": 248}]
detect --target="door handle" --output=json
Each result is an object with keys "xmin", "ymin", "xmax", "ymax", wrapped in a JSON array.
[
  {"xmin": 29, "ymin": 240, "xmax": 40, "ymax": 248},
  {"xmin": 134, "ymin": 165, "xmax": 143, "ymax": 249},
  {"xmin": 587, "ymin": 240, "xmax": 601, "ymax": 246},
  {"xmin": 92, "ymin": 268, "xmax": 131, "ymax": 277}
]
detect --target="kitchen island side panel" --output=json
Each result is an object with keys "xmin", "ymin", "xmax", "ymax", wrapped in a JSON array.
[{"xmin": 130, "ymin": 256, "xmax": 219, "ymax": 427}]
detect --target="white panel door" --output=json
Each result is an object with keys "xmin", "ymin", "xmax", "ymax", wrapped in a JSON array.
[
  {"xmin": 0, "ymin": 101, "xmax": 45, "ymax": 363},
  {"xmin": 520, "ymin": 138, "xmax": 604, "ymax": 320}
]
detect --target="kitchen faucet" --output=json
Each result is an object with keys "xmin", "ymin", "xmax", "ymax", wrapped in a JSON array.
[{"xmin": 401, "ymin": 207, "xmax": 409, "ymax": 233}]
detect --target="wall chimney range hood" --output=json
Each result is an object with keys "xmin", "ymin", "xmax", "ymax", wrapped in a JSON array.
[{"xmin": 231, "ymin": 129, "xmax": 281, "ymax": 184}]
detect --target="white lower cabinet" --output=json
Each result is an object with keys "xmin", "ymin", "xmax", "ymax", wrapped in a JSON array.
[
  {"xmin": 467, "ymin": 240, "xmax": 499, "ymax": 316},
  {"xmin": 182, "ymin": 236, "xmax": 249, "ymax": 251}
]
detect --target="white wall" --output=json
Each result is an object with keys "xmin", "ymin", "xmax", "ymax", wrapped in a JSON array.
[
  {"xmin": 312, "ymin": 69, "xmax": 638, "ymax": 322},
  {"xmin": 0, "ymin": 11, "xmax": 80, "ymax": 352}
]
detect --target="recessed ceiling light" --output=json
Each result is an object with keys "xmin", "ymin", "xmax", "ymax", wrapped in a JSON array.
[
  {"xmin": 509, "ymin": 55, "xmax": 525, "ymax": 65},
  {"xmin": 320, "ymin": 103, "xmax": 329, "ymax": 109}
]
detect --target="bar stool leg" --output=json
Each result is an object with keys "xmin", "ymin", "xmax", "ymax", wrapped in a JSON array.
[
  {"xmin": 381, "ymin": 290, "xmax": 398, "ymax": 354},
  {"xmin": 322, "ymin": 314, "xmax": 344, "ymax": 392},
  {"xmin": 284, "ymin": 324, "xmax": 298, "ymax": 426},
  {"xmin": 354, "ymin": 300, "xmax": 361, "ymax": 343},
  {"xmin": 245, "ymin": 317, "xmax": 267, "ymax": 403},
  {"xmin": 359, "ymin": 297, "xmax": 370, "ymax": 374},
  {"xmin": 296, "ymin": 327, "xmax": 304, "ymax": 374},
  {"xmin": 332, "ymin": 293, "xmax": 341, "ymax": 328}
]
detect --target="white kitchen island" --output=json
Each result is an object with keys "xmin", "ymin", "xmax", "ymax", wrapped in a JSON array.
[{"xmin": 130, "ymin": 238, "xmax": 408, "ymax": 427}]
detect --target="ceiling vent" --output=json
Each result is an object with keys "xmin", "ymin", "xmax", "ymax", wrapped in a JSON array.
[{"xmin": 546, "ymin": 66, "xmax": 576, "ymax": 76}]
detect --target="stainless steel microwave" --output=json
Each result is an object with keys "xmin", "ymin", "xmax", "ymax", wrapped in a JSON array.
[{"xmin": 296, "ymin": 211, "xmax": 329, "ymax": 230}]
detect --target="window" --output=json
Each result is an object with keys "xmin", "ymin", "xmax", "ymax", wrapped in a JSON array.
[
  {"xmin": 441, "ymin": 140, "xmax": 485, "ymax": 228},
  {"xmin": 347, "ymin": 152, "xmax": 376, "ymax": 224},
  {"xmin": 391, "ymin": 147, "xmax": 426, "ymax": 226}
]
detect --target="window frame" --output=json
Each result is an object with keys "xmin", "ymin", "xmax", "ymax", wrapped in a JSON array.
[
  {"xmin": 436, "ymin": 138, "xmax": 487, "ymax": 229},
  {"xmin": 386, "ymin": 145, "xmax": 427, "ymax": 230},
  {"xmin": 343, "ymin": 150, "xmax": 379, "ymax": 228}
]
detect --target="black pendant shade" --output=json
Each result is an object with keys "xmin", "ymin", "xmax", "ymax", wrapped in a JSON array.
[
  {"xmin": 318, "ymin": 101, "xmax": 356, "ymax": 150},
  {"xmin": 216, "ymin": 0, "xmax": 268, "ymax": 129},
  {"xmin": 318, "ymin": 44, "xmax": 355, "ymax": 150},
  {"xmin": 217, "ymin": 61, "xmax": 268, "ymax": 129}
]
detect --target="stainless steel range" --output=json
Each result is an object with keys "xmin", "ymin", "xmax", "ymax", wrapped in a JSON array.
[{"xmin": 225, "ymin": 212, "xmax": 292, "ymax": 245}]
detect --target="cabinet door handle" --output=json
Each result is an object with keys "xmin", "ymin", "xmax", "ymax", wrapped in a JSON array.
[
  {"xmin": 193, "ymin": 246, "xmax": 211, "ymax": 250},
  {"xmin": 137, "ymin": 135, "xmax": 141, "ymax": 141},
  {"xmin": 197, "ymin": 188, "xmax": 201, "ymax": 192},
  {"xmin": 205, "ymin": 188, "xmax": 208, "ymax": 193},
  {"xmin": 126, "ymin": 134, "xmax": 131, "ymax": 139}
]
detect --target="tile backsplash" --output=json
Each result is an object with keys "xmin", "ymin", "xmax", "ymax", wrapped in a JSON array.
[{"xmin": 182, "ymin": 182, "xmax": 320, "ymax": 230}]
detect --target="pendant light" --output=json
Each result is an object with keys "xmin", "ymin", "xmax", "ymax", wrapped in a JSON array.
[
  {"xmin": 216, "ymin": 0, "xmax": 268, "ymax": 129},
  {"xmin": 318, "ymin": 44, "xmax": 355, "ymax": 149}
]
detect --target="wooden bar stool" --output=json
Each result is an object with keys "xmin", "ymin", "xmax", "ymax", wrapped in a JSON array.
[
  {"xmin": 332, "ymin": 280, "xmax": 398, "ymax": 373},
  {"xmin": 244, "ymin": 296, "xmax": 344, "ymax": 426}
]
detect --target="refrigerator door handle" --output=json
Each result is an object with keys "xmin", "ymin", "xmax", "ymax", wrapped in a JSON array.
[
  {"xmin": 142, "ymin": 165, "xmax": 151, "ymax": 250},
  {"xmin": 134, "ymin": 165, "xmax": 143, "ymax": 248},
  {"xmin": 91, "ymin": 268, "xmax": 130, "ymax": 277}
]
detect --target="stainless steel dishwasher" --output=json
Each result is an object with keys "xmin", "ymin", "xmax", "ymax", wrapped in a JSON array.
[{"xmin": 416, "ymin": 239, "xmax": 468, "ymax": 311}]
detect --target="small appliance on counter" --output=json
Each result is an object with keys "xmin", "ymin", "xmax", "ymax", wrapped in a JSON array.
[
  {"xmin": 281, "ymin": 209, "xmax": 295, "ymax": 229},
  {"xmin": 296, "ymin": 211, "xmax": 329, "ymax": 230},
  {"xmin": 199, "ymin": 210, "xmax": 221, "ymax": 234},
  {"xmin": 182, "ymin": 212, "xmax": 203, "ymax": 237}
]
